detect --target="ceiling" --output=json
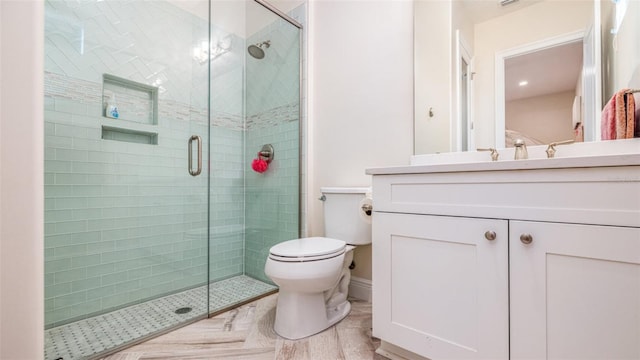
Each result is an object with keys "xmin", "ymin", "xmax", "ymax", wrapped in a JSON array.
[{"xmin": 505, "ymin": 41, "xmax": 583, "ymax": 101}]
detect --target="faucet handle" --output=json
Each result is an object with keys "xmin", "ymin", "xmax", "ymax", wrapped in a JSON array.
[
  {"xmin": 545, "ymin": 139, "xmax": 574, "ymax": 158},
  {"xmin": 477, "ymin": 148, "xmax": 499, "ymax": 161}
]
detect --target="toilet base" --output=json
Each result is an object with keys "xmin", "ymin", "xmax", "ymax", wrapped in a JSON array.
[
  {"xmin": 273, "ymin": 290, "xmax": 351, "ymax": 340},
  {"xmin": 326, "ymin": 299, "xmax": 351, "ymax": 328}
]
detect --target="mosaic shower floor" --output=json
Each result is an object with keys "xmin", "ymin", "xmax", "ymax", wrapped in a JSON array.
[{"xmin": 44, "ymin": 275, "xmax": 277, "ymax": 360}]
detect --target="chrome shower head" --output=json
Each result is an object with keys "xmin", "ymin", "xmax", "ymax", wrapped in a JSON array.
[{"xmin": 248, "ymin": 40, "xmax": 270, "ymax": 59}]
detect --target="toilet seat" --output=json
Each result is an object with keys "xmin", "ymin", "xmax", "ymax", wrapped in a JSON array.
[{"xmin": 269, "ymin": 237, "xmax": 346, "ymax": 262}]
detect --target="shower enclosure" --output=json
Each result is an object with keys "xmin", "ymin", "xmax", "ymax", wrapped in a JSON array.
[{"xmin": 43, "ymin": 1, "xmax": 302, "ymax": 358}]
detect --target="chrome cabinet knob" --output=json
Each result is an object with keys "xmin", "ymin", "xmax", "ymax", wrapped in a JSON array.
[
  {"xmin": 520, "ymin": 233, "xmax": 533, "ymax": 244},
  {"xmin": 484, "ymin": 231, "xmax": 496, "ymax": 241}
]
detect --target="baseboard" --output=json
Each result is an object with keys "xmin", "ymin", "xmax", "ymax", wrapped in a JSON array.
[
  {"xmin": 348, "ymin": 276, "xmax": 372, "ymax": 302},
  {"xmin": 375, "ymin": 340, "xmax": 430, "ymax": 360}
]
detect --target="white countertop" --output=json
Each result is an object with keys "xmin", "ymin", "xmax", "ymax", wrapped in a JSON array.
[{"xmin": 366, "ymin": 153, "xmax": 640, "ymax": 175}]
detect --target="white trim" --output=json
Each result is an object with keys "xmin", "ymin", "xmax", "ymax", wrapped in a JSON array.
[
  {"xmin": 453, "ymin": 29, "xmax": 461, "ymax": 152},
  {"xmin": 348, "ymin": 276, "xmax": 372, "ymax": 302},
  {"xmin": 494, "ymin": 30, "xmax": 585, "ymax": 149},
  {"xmin": 455, "ymin": 30, "xmax": 473, "ymax": 152},
  {"xmin": 468, "ymin": 53, "xmax": 475, "ymax": 151},
  {"xmin": 592, "ymin": 1, "xmax": 602, "ymax": 142}
]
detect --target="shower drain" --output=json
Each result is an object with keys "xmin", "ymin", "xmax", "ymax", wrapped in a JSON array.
[{"xmin": 174, "ymin": 307, "xmax": 192, "ymax": 314}]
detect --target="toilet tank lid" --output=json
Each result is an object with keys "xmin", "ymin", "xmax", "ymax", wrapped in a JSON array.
[{"xmin": 320, "ymin": 187, "xmax": 370, "ymax": 194}]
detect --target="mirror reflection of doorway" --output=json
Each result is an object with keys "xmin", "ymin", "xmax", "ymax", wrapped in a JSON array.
[{"xmin": 504, "ymin": 39, "xmax": 584, "ymax": 147}]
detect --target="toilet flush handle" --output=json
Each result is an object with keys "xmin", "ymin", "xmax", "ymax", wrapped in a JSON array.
[{"xmin": 361, "ymin": 203, "xmax": 373, "ymax": 216}]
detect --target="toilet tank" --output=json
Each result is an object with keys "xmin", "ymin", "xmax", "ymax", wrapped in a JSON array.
[{"xmin": 320, "ymin": 187, "xmax": 372, "ymax": 245}]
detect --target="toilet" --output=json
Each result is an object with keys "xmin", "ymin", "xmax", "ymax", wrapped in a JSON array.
[{"xmin": 264, "ymin": 187, "xmax": 372, "ymax": 340}]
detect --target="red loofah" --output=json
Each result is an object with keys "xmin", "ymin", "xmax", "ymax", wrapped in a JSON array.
[{"xmin": 251, "ymin": 158, "xmax": 268, "ymax": 173}]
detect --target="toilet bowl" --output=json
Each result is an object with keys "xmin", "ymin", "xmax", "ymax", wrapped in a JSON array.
[{"xmin": 264, "ymin": 187, "xmax": 372, "ymax": 340}]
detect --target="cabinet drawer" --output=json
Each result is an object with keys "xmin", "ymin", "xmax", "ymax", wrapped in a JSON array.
[{"xmin": 372, "ymin": 166, "xmax": 640, "ymax": 227}]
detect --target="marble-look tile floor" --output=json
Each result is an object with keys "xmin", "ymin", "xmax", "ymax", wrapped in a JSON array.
[
  {"xmin": 45, "ymin": 276, "xmax": 277, "ymax": 360},
  {"xmin": 102, "ymin": 294, "xmax": 387, "ymax": 360}
]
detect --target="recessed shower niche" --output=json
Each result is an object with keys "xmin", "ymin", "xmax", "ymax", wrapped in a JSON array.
[
  {"xmin": 102, "ymin": 74, "xmax": 159, "ymax": 125},
  {"xmin": 101, "ymin": 74, "xmax": 159, "ymax": 144}
]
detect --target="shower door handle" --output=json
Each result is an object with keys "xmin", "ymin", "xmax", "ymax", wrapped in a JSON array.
[{"xmin": 188, "ymin": 135, "xmax": 202, "ymax": 176}]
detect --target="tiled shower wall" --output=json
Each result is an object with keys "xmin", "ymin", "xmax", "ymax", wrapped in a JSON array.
[
  {"xmin": 244, "ymin": 5, "xmax": 304, "ymax": 282},
  {"xmin": 44, "ymin": 0, "xmax": 245, "ymax": 327}
]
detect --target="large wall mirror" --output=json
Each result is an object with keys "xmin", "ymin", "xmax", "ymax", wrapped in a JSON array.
[{"xmin": 414, "ymin": 0, "xmax": 640, "ymax": 155}]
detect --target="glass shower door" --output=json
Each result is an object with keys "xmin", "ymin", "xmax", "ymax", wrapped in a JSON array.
[
  {"xmin": 43, "ymin": 1, "xmax": 210, "ymax": 358},
  {"xmin": 244, "ymin": 1, "xmax": 302, "ymax": 284},
  {"xmin": 205, "ymin": 0, "xmax": 303, "ymax": 313}
]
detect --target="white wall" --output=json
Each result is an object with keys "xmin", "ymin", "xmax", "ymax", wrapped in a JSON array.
[
  {"xmin": 506, "ymin": 91, "xmax": 576, "ymax": 144},
  {"xmin": 614, "ymin": 0, "xmax": 640, "ymax": 133},
  {"xmin": 452, "ymin": 1, "xmax": 474, "ymax": 55},
  {"xmin": 414, "ymin": 0, "xmax": 452, "ymax": 154},
  {"xmin": 308, "ymin": 0, "xmax": 414, "ymax": 280},
  {"xmin": 0, "ymin": 1, "xmax": 44, "ymax": 358},
  {"xmin": 613, "ymin": 0, "xmax": 640, "ymax": 91},
  {"xmin": 473, "ymin": 0, "xmax": 593, "ymax": 148}
]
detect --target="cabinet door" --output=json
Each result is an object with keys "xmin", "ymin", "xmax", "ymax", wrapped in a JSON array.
[
  {"xmin": 510, "ymin": 221, "xmax": 640, "ymax": 360},
  {"xmin": 373, "ymin": 212, "xmax": 509, "ymax": 359}
]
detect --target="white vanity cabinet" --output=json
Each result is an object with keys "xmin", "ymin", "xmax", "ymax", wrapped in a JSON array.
[{"xmin": 368, "ymin": 156, "xmax": 640, "ymax": 360}]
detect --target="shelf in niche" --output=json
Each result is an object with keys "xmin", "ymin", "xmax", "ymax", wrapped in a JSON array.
[
  {"xmin": 103, "ymin": 74, "xmax": 158, "ymax": 125},
  {"xmin": 101, "ymin": 125, "xmax": 158, "ymax": 145}
]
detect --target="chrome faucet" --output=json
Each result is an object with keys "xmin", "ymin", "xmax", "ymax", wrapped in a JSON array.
[{"xmin": 513, "ymin": 139, "xmax": 528, "ymax": 160}]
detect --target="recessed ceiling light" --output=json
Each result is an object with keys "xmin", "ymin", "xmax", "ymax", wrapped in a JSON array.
[{"xmin": 519, "ymin": 80, "xmax": 529, "ymax": 86}]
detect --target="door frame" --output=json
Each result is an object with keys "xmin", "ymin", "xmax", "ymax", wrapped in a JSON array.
[{"xmin": 455, "ymin": 29, "xmax": 474, "ymax": 152}]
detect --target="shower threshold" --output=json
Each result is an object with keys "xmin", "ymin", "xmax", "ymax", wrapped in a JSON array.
[{"xmin": 44, "ymin": 275, "xmax": 277, "ymax": 360}]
